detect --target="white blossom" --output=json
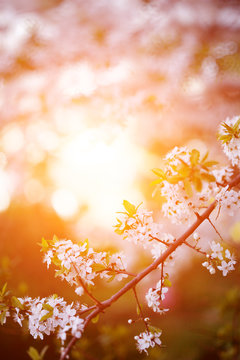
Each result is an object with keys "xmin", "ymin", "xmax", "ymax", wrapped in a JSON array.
[
  {"xmin": 215, "ymin": 185, "xmax": 240, "ymax": 216},
  {"xmin": 134, "ymin": 330, "xmax": 162, "ymax": 354},
  {"xmin": 157, "ymin": 147, "xmax": 217, "ymax": 224},
  {"xmin": 11, "ymin": 296, "xmax": 84, "ymax": 345},
  {"xmin": 210, "ymin": 241, "xmax": 223, "ymax": 260},
  {"xmin": 0, "ymin": 309, "xmax": 10, "ymax": 324},
  {"xmin": 117, "ymin": 206, "xmax": 162, "ymax": 248},
  {"xmin": 202, "ymin": 244, "xmax": 236, "ymax": 276},
  {"xmin": 75, "ymin": 286, "xmax": 84, "ymax": 296},
  {"xmin": 217, "ymin": 259, "xmax": 236, "ymax": 276},
  {"xmin": 146, "ymin": 281, "xmax": 169, "ymax": 314},
  {"xmin": 13, "ymin": 308, "xmax": 24, "ymax": 326},
  {"xmin": 212, "ymin": 166, "xmax": 233, "ymax": 184},
  {"xmin": 146, "ymin": 288, "xmax": 161, "ymax": 313},
  {"xmin": 42, "ymin": 238, "xmax": 128, "ymax": 290},
  {"xmin": 202, "ymin": 261, "xmax": 216, "ymax": 274},
  {"xmin": 193, "ymin": 232, "xmax": 200, "ymax": 241}
]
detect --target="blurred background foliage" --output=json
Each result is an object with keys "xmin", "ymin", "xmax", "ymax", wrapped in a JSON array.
[{"xmin": 0, "ymin": 0, "xmax": 240, "ymax": 358}]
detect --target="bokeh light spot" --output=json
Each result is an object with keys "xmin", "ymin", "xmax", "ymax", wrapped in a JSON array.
[
  {"xmin": 51, "ymin": 188, "xmax": 78, "ymax": 219},
  {"xmin": 1, "ymin": 125, "xmax": 24, "ymax": 154}
]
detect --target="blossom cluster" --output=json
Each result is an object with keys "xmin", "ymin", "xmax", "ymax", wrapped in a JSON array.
[
  {"xmin": 152, "ymin": 117, "xmax": 240, "ymax": 224},
  {"xmin": 114, "ymin": 200, "xmax": 162, "ymax": 248},
  {"xmin": 202, "ymin": 241, "xmax": 236, "ymax": 276},
  {"xmin": 152, "ymin": 147, "xmax": 218, "ymax": 224},
  {"xmin": 218, "ymin": 116, "xmax": 240, "ymax": 168},
  {"xmin": 146, "ymin": 280, "xmax": 169, "ymax": 315},
  {"xmin": 212, "ymin": 166, "xmax": 233, "ymax": 185},
  {"xmin": 134, "ymin": 330, "xmax": 162, "ymax": 354},
  {"xmin": 2, "ymin": 294, "xmax": 85, "ymax": 345},
  {"xmin": 41, "ymin": 236, "xmax": 128, "ymax": 294},
  {"xmin": 215, "ymin": 185, "xmax": 240, "ymax": 216}
]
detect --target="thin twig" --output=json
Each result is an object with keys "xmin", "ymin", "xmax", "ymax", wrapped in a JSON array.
[
  {"xmin": 149, "ymin": 235, "xmax": 171, "ymax": 247},
  {"xmin": 183, "ymin": 241, "xmax": 207, "ymax": 256},
  {"xmin": 133, "ymin": 286, "xmax": 149, "ymax": 332},
  {"xmin": 97, "ymin": 267, "xmax": 136, "ymax": 277},
  {"xmin": 159, "ymin": 262, "xmax": 164, "ymax": 302},
  {"xmin": 78, "ymin": 305, "xmax": 97, "ymax": 316},
  {"xmin": 72, "ymin": 263, "xmax": 102, "ymax": 307},
  {"xmin": 207, "ymin": 217, "xmax": 224, "ymax": 242},
  {"xmin": 215, "ymin": 203, "xmax": 221, "ymax": 221}
]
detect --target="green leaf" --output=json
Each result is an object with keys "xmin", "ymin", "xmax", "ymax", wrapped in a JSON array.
[
  {"xmin": 27, "ymin": 346, "xmax": 48, "ymax": 360},
  {"xmin": 149, "ymin": 325, "xmax": 162, "ymax": 334},
  {"xmin": 201, "ymin": 173, "xmax": 216, "ymax": 182},
  {"xmin": 201, "ymin": 151, "xmax": 209, "ymax": 163},
  {"xmin": 123, "ymin": 200, "xmax": 136, "ymax": 216},
  {"xmin": 105, "ymin": 253, "xmax": 110, "ymax": 266},
  {"xmin": 0, "ymin": 309, "xmax": 7, "ymax": 325},
  {"xmin": 1, "ymin": 283, "xmax": 7, "ymax": 297},
  {"xmin": 52, "ymin": 255, "xmax": 62, "ymax": 267},
  {"xmin": 40, "ymin": 311, "xmax": 53, "ymax": 322},
  {"xmin": 218, "ymin": 134, "xmax": 232, "ymax": 143},
  {"xmin": 55, "ymin": 269, "xmax": 65, "ymax": 278},
  {"xmin": 11, "ymin": 296, "xmax": 24, "ymax": 310},
  {"xmin": 178, "ymin": 165, "xmax": 191, "ymax": 177},
  {"xmin": 233, "ymin": 117, "xmax": 240, "ymax": 131},
  {"xmin": 40, "ymin": 346, "xmax": 48, "ymax": 359},
  {"xmin": 39, "ymin": 238, "xmax": 49, "ymax": 252},
  {"xmin": 91, "ymin": 264, "xmax": 106, "ymax": 272},
  {"xmin": 203, "ymin": 160, "xmax": 218, "ymax": 167},
  {"xmin": 190, "ymin": 149, "xmax": 200, "ymax": 165},
  {"xmin": 42, "ymin": 304, "xmax": 53, "ymax": 312},
  {"xmin": 91, "ymin": 314, "xmax": 99, "ymax": 324},
  {"xmin": 150, "ymin": 178, "xmax": 164, "ymax": 186},
  {"xmin": 163, "ymin": 278, "xmax": 172, "ymax": 287},
  {"xmin": 52, "ymin": 234, "xmax": 59, "ymax": 243},
  {"xmin": 193, "ymin": 176, "xmax": 202, "ymax": 192},
  {"xmin": 114, "ymin": 228, "xmax": 124, "ymax": 235},
  {"xmin": 167, "ymin": 175, "xmax": 182, "ymax": 184},
  {"xmin": 222, "ymin": 122, "xmax": 234, "ymax": 133},
  {"xmin": 107, "ymin": 275, "xmax": 116, "ymax": 282},
  {"xmin": 183, "ymin": 179, "xmax": 193, "ymax": 197},
  {"xmin": 152, "ymin": 168, "xmax": 165, "ymax": 178},
  {"xmin": 136, "ymin": 305, "xmax": 140, "ymax": 316},
  {"xmin": 27, "ymin": 346, "xmax": 41, "ymax": 360},
  {"xmin": 84, "ymin": 238, "xmax": 89, "ymax": 253}
]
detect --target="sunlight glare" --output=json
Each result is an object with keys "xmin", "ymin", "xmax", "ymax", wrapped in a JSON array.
[
  {"xmin": 49, "ymin": 126, "xmax": 145, "ymax": 227},
  {"xmin": 51, "ymin": 188, "xmax": 79, "ymax": 219}
]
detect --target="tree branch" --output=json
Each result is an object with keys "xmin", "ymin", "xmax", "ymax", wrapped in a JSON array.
[
  {"xmin": 60, "ymin": 173, "xmax": 240, "ymax": 360},
  {"xmin": 72, "ymin": 262, "xmax": 102, "ymax": 307}
]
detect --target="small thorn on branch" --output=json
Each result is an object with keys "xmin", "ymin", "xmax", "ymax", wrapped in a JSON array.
[{"xmin": 194, "ymin": 212, "xmax": 202, "ymax": 220}]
